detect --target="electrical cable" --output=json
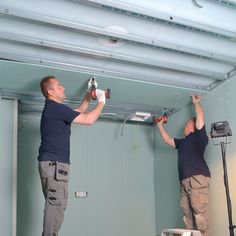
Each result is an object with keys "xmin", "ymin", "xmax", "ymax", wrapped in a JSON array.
[
  {"xmin": 192, "ymin": 0, "xmax": 203, "ymax": 8},
  {"xmin": 121, "ymin": 113, "xmax": 132, "ymax": 136}
]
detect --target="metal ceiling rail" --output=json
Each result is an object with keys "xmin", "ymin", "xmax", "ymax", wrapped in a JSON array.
[
  {"xmin": 0, "ymin": 53, "xmax": 213, "ymax": 93},
  {"xmin": 0, "ymin": 50, "xmax": 215, "ymax": 92},
  {"xmin": 0, "ymin": 51, "xmax": 146, "ymax": 79},
  {"xmin": 75, "ymin": 0, "xmax": 236, "ymax": 40},
  {"xmin": 227, "ymin": 66, "xmax": 236, "ymax": 77},
  {"xmin": 205, "ymin": 0, "xmax": 236, "ymax": 8},
  {"xmin": 0, "ymin": 32, "xmax": 227, "ymax": 79},
  {"xmin": 1, "ymin": 6, "xmax": 236, "ymax": 65},
  {"xmin": 0, "ymin": 1, "xmax": 234, "ymax": 92},
  {"xmin": 0, "ymin": 88, "xmax": 178, "ymax": 124}
]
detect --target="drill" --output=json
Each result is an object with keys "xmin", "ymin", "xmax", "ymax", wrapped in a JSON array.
[
  {"xmin": 89, "ymin": 77, "xmax": 111, "ymax": 100},
  {"xmin": 153, "ymin": 112, "xmax": 168, "ymax": 124}
]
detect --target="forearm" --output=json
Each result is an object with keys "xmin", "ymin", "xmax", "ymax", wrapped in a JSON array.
[
  {"xmin": 73, "ymin": 102, "xmax": 104, "ymax": 125},
  {"xmin": 86, "ymin": 102, "xmax": 104, "ymax": 124},
  {"xmin": 75, "ymin": 92, "xmax": 91, "ymax": 113},
  {"xmin": 157, "ymin": 123, "xmax": 175, "ymax": 147},
  {"xmin": 194, "ymin": 102, "xmax": 204, "ymax": 129},
  {"xmin": 194, "ymin": 102, "xmax": 203, "ymax": 116}
]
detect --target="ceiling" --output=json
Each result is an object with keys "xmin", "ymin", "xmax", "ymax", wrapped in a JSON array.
[{"xmin": 0, "ymin": 0, "xmax": 236, "ymax": 123}]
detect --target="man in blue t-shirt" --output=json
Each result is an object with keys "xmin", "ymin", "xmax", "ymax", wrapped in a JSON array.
[
  {"xmin": 157, "ymin": 95, "xmax": 210, "ymax": 236},
  {"xmin": 38, "ymin": 75, "xmax": 106, "ymax": 236}
]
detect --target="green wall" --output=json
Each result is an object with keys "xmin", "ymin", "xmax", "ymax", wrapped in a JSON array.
[
  {"xmin": 154, "ymin": 76, "xmax": 236, "ymax": 236},
  {"xmin": 202, "ymin": 78, "xmax": 236, "ymax": 236},
  {"xmin": 4, "ymin": 76, "xmax": 236, "ymax": 236},
  {"xmin": 0, "ymin": 99, "xmax": 17, "ymax": 236},
  {"xmin": 17, "ymin": 114, "xmax": 156, "ymax": 236}
]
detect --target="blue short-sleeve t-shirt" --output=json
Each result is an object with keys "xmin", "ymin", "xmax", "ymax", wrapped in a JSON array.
[
  {"xmin": 174, "ymin": 125, "xmax": 211, "ymax": 181},
  {"xmin": 38, "ymin": 99, "xmax": 80, "ymax": 164}
]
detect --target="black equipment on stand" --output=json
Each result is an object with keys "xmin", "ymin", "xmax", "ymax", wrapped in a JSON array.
[{"xmin": 210, "ymin": 121, "xmax": 235, "ymax": 236}]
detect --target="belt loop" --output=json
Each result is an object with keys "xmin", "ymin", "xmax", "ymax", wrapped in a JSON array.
[{"xmin": 49, "ymin": 162, "xmax": 56, "ymax": 166}]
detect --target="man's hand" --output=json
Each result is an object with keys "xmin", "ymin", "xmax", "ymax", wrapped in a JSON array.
[
  {"xmin": 191, "ymin": 94, "xmax": 204, "ymax": 130},
  {"xmin": 96, "ymin": 89, "xmax": 106, "ymax": 105},
  {"xmin": 87, "ymin": 77, "xmax": 97, "ymax": 92},
  {"xmin": 191, "ymin": 94, "xmax": 201, "ymax": 104},
  {"xmin": 157, "ymin": 118, "xmax": 164, "ymax": 126}
]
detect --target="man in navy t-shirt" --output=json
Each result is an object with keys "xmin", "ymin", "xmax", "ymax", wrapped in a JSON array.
[
  {"xmin": 157, "ymin": 95, "xmax": 210, "ymax": 236},
  {"xmin": 38, "ymin": 75, "xmax": 106, "ymax": 236}
]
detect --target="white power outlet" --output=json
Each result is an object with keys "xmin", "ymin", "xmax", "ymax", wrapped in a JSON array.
[{"xmin": 75, "ymin": 191, "xmax": 88, "ymax": 198}]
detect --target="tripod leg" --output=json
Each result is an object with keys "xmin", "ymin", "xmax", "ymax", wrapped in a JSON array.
[{"xmin": 221, "ymin": 142, "xmax": 235, "ymax": 236}]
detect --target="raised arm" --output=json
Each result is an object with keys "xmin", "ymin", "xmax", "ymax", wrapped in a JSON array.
[
  {"xmin": 73, "ymin": 89, "xmax": 105, "ymax": 125},
  {"xmin": 191, "ymin": 95, "xmax": 204, "ymax": 130},
  {"xmin": 74, "ymin": 92, "xmax": 91, "ymax": 113},
  {"xmin": 73, "ymin": 103, "xmax": 104, "ymax": 125},
  {"xmin": 157, "ymin": 120, "xmax": 175, "ymax": 148}
]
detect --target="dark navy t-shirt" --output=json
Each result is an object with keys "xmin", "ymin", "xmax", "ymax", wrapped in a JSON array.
[
  {"xmin": 174, "ymin": 125, "xmax": 210, "ymax": 181},
  {"xmin": 38, "ymin": 99, "xmax": 80, "ymax": 164}
]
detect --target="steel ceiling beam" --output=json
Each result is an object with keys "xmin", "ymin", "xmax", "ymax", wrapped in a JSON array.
[
  {"xmin": 75, "ymin": 0, "xmax": 236, "ymax": 40},
  {"xmin": 205, "ymin": 0, "xmax": 236, "ymax": 8},
  {"xmin": 0, "ymin": 52, "xmax": 213, "ymax": 92},
  {"xmin": 0, "ymin": 0, "xmax": 235, "ymax": 92},
  {"xmin": 1, "ymin": 5, "xmax": 236, "ymax": 65},
  {"xmin": 0, "ymin": 31, "xmax": 228, "ymax": 79},
  {"xmin": 0, "ymin": 36, "xmax": 218, "ymax": 91},
  {"xmin": 227, "ymin": 66, "xmax": 236, "ymax": 77}
]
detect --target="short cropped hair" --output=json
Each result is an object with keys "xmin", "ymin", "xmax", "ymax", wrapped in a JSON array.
[{"xmin": 40, "ymin": 75, "xmax": 55, "ymax": 98}]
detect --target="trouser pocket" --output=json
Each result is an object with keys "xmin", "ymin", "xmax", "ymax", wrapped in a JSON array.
[
  {"xmin": 39, "ymin": 161, "xmax": 69, "ymax": 207},
  {"xmin": 55, "ymin": 162, "xmax": 70, "ymax": 181},
  {"xmin": 190, "ymin": 175, "xmax": 210, "ymax": 189},
  {"xmin": 190, "ymin": 175, "xmax": 209, "ymax": 204},
  {"xmin": 47, "ymin": 178, "xmax": 68, "ymax": 206}
]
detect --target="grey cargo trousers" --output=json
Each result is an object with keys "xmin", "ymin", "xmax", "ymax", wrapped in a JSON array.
[
  {"xmin": 38, "ymin": 161, "xmax": 70, "ymax": 236},
  {"xmin": 180, "ymin": 175, "xmax": 210, "ymax": 236}
]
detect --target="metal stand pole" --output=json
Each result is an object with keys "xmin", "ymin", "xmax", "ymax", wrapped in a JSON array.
[{"xmin": 220, "ymin": 142, "xmax": 236, "ymax": 236}]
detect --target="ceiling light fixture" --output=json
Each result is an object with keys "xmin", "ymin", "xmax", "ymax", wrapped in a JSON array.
[{"xmin": 129, "ymin": 111, "xmax": 151, "ymax": 122}]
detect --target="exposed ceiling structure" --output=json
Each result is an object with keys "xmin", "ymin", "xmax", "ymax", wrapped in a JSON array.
[{"xmin": 0, "ymin": 0, "xmax": 236, "ymax": 123}]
